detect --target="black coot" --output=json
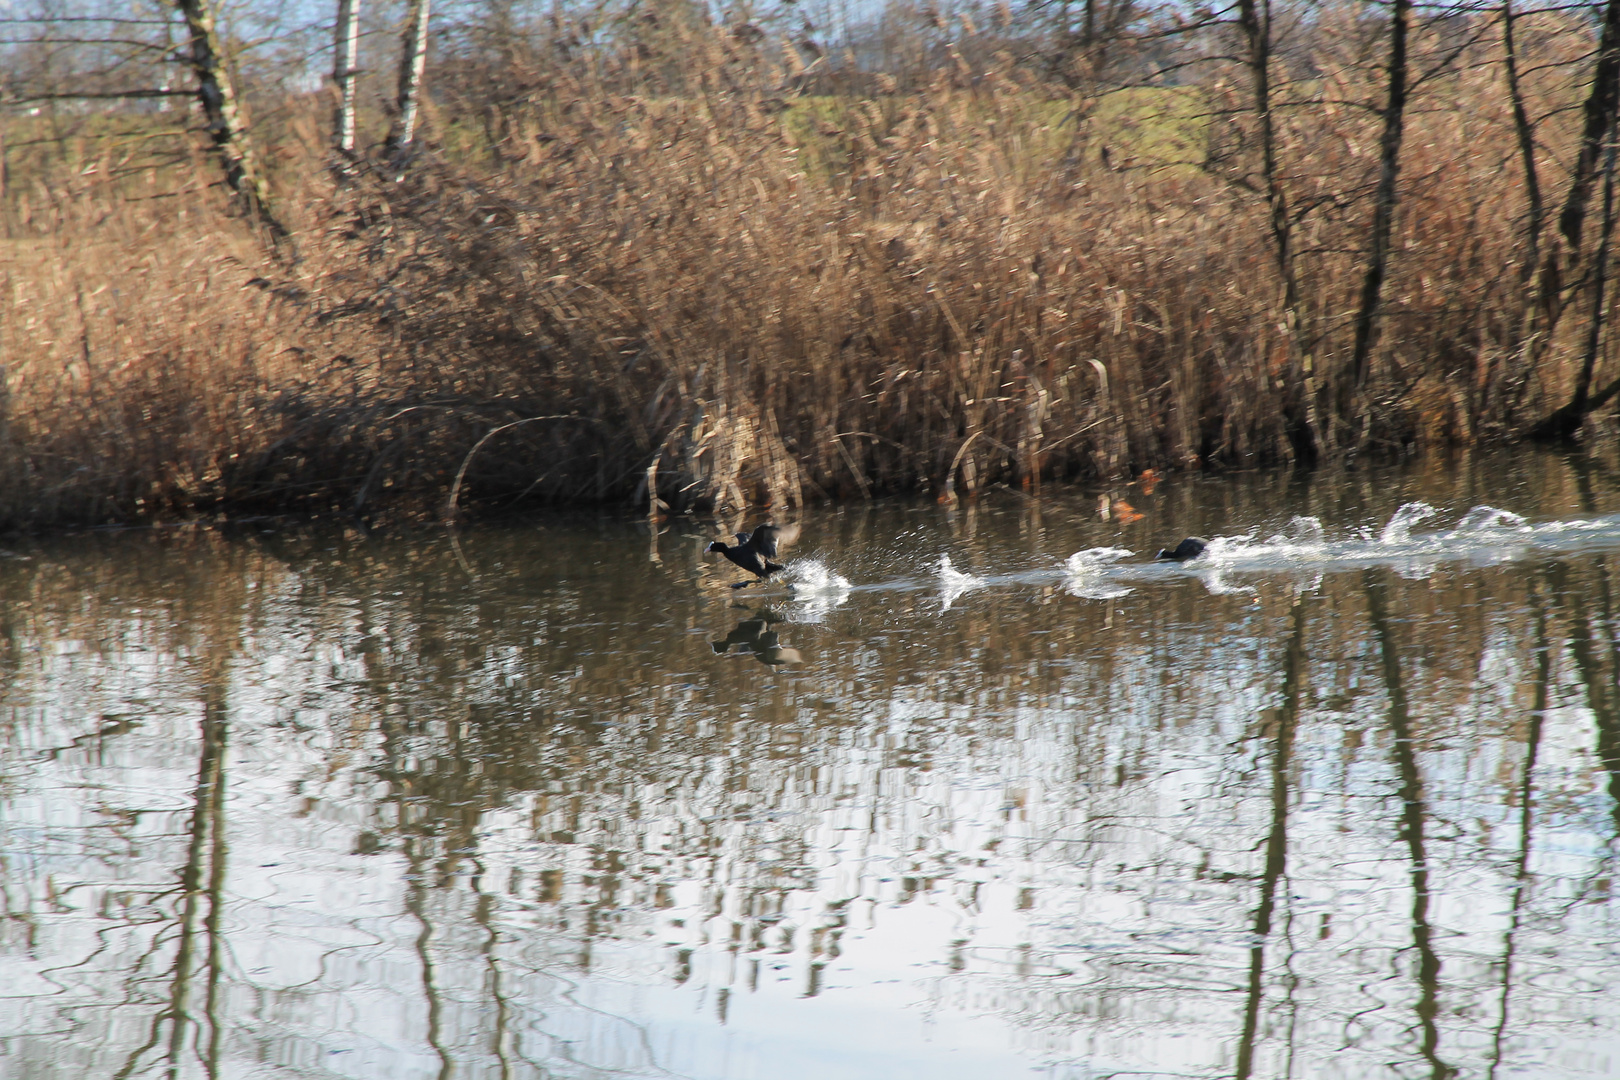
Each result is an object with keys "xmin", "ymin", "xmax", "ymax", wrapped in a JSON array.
[
  {"xmin": 1156, "ymin": 537, "xmax": 1208, "ymax": 562},
  {"xmin": 707, "ymin": 523, "xmax": 802, "ymax": 585}
]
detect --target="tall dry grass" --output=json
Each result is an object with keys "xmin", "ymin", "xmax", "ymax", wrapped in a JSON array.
[
  {"xmin": 0, "ymin": 10, "xmax": 1612, "ymax": 529},
  {"xmin": 0, "ymin": 144, "xmax": 377, "ymax": 526}
]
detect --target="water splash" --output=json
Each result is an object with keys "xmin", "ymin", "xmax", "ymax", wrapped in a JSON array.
[
  {"xmin": 937, "ymin": 555, "xmax": 982, "ymax": 585},
  {"xmin": 788, "ymin": 559, "xmax": 852, "ymax": 621},
  {"xmin": 1176, "ymin": 517, "xmax": 1328, "ymax": 574},
  {"xmin": 791, "ymin": 559, "xmax": 853, "ymax": 593},
  {"xmin": 1372, "ymin": 503, "xmax": 1524, "ymax": 576},
  {"xmin": 1267, "ymin": 516, "xmax": 1327, "ymax": 546},
  {"xmin": 1379, "ymin": 502, "xmax": 1439, "ymax": 545},
  {"xmin": 1199, "ymin": 533, "xmax": 1254, "ymax": 562},
  {"xmin": 1063, "ymin": 547, "xmax": 1134, "ymax": 599},
  {"xmin": 1179, "ymin": 534, "xmax": 1287, "ymax": 594},
  {"xmin": 937, "ymin": 555, "xmax": 986, "ymax": 610},
  {"xmin": 1065, "ymin": 547, "xmax": 1134, "ymax": 574},
  {"xmin": 1447, "ymin": 505, "xmax": 1529, "ymax": 535}
]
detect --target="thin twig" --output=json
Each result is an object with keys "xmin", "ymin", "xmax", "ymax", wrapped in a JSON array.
[{"xmin": 445, "ymin": 415, "xmax": 605, "ymax": 523}]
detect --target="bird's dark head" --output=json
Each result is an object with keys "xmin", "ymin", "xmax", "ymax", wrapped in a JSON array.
[{"xmin": 706, "ymin": 540, "xmax": 728, "ymax": 553}]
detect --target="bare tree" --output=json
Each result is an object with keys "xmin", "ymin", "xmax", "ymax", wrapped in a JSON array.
[
  {"xmin": 173, "ymin": 0, "xmax": 284, "ymax": 237},
  {"xmin": 1532, "ymin": 134, "xmax": 1620, "ymax": 439},
  {"xmin": 333, "ymin": 0, "xmax": 361, "ymax": 161},
  {"xmin": 1555, "ymin": 0, "xmax": 1620, "ymax": 258},
  {"xmin": 1236, "ymin": 0, "xmax": 1317, "ymax": 455},
  {"xmin": 385, "ymin": 0, "xmax": 431, "ymax": 161},
  {"xmin": 1528, "ymin": 0, "xmax": 1620, "ymax": 437},
  {"xmin": 1498, "ymin": 0, "xmax": 1548, "ymax": 416},
  {"xmin": 1502, "ymin": 0, "xmax": 1544, "ymax": 286},
  {"xmin": 1346, "ymin": 0, "xmax": 1414, "ymax": 426}
]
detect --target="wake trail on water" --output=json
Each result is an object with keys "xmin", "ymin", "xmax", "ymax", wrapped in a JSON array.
[
  {"xmin": 1103, "ymin": 502, "xmax": 1620, "ymax": 587},
  {"xmin": 1190, "ymin": 502, "xmax": 1534, "ymax": 570},
  {"xmin": 763, "ymin": 504, "xmax": 1620, "ymax": 607},
  {"xmin": 1063, "ymin": 547, "xmax": 1135, "ymax": 599}
]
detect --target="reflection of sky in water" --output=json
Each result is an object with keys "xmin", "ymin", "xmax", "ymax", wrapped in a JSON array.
[{"xmin": 3, "ymin": 456, "xmax": 1620, "ymax": 1078}]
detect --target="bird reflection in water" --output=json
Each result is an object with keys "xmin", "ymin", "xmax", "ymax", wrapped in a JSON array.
[{"xmin": 711, "ymin": 609, "xmax": 804, "ymax": 666}]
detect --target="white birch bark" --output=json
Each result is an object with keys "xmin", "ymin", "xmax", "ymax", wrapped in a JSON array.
[
  {"xmin": 333, "ymin": 0, "xmax": 361, "ymax": 159},
  {"xmin": 386, "ymin": 0, "xmax": 431, "ymax": 159}
]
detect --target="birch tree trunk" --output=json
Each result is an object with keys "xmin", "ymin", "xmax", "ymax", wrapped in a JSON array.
[
  {"xmin": 172, "ymin": 0, "xmax": 283, "ymax": 238},
  {"xmin": 333, "ymin": 0, "xmax": 361, "ymax": 161},
  {"xmin": 1345, "ymin": 0, "xmax": 1412, "ymax": 426},
  {"xmin": 385, "ymin": 0, "xmax": 431, "ymax": 161}
]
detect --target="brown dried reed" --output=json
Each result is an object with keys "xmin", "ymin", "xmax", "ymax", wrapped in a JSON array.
[{"xmin": 0, "ymin": 13, "xmax": 1608, "ymax": 530}]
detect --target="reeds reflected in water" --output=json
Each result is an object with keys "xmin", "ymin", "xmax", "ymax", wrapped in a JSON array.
[{"xmin": 0, "ymin": 454, "xmax": 1619, "ymax": 1078}]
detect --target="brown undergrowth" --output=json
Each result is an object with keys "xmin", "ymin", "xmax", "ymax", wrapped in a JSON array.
[{"xmin": 0, "ymin": 16, "xmax": 1612, "ymax": 530}]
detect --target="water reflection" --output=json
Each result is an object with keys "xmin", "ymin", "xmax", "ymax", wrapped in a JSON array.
[
  {"xmin": 1365, "ymin": 568, "xmax": 1452, "ymax": 1080},
  {"xmin": 712, "ymin": 610, "xmax": 805, "ymax": 666},
  {"xmin": 1233, "ymin": 593, "xmax": 1306, "ymax": 1080},
  {"xmin": 2, "ymin": 452, "xmax": 1620, "ymax": 1079}
]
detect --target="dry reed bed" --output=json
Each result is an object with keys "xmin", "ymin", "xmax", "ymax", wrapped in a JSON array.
[
  {"xmin": 0, "ymin": 172, "xmax": 380, "ymax": 527},
  {"xmin": 0, "ymin": 18, "xmax": 1608, "ymax": 528}
]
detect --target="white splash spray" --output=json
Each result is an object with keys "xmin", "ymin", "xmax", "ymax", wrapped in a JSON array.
[
  {"xmin": 788, "ymin": 559, "xmax": 853, "ymax": 621},
  {"xmin": 936, "ymin": 555, "xmax": 986, "ymax": 610},
  {"xmin": 1063, "ymin": 547, "xmax": 1134, "ymax": 599},
  {"xmin": 1379, "ymin": 502, "xmax": 1439, "ymax": 545},
  {"xmin": 1447, "ymin": 506, "xmax": 1529, "ymax": 536}
]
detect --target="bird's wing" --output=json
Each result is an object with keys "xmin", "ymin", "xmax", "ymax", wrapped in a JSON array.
[{"xmin": 750, "ymin": 522, "xmax": 801, "ymax": 558}]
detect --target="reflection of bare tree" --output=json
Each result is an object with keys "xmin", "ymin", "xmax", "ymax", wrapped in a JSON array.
[
  {"xmin": 1488, "ymin": 578, "xmax": 1550, "ymax": 1080},
  {"xmin": 1543, "ymin": 552, "xmax": 1620, "ymax": 978},
  {"xmin": 1364, "ymin": 570, "xmax": 1454, "ymax": 1080},
  {"xmin": 371, "ymin": 603, "xmax": 472, "ymax": 1080},
  {"xmin": 1562, "ymin": 458, "xmax": 1620, "ymax": 841},
  {"xmin": 403, "ymin": 844, "xmax": 454, "ymax": 1080},
  {"xmin": 15, "ymin": 482, "xmax": 1620, "ymax": 1077},
  {"xmin": 468, "ymin": 853, "xmax": 516, "ymax": 1080},
  {"xmin": 1234, "ymin": 594, "xmax": 1308, "ymax": 1080},
  {"xmin": 113, "ymin": 645, "xmax": 231, "ymax": 1080}
]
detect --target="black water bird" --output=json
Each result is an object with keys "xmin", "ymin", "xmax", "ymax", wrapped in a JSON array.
[
  {"xmin": 1156, "ymin": 536, "xmax": 1208, "ymax": 562},
  {"xmin": 707, "ymin": 522, "xmax": 802, "ymax": 586}
]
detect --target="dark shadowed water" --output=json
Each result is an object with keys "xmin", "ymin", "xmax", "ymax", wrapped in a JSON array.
[{"xmin": 5, "ymin": 451, "xmax": 1620, "ymax": 1080}]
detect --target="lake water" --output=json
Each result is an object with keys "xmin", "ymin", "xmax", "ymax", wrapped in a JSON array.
[{"xmin": 3, "ymin": 451, "xmax": 1620, "ymax": 1080}]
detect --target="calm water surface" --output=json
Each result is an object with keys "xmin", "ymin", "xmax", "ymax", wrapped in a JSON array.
[{"xmin": 5, "ymin": 453, "xmax": 1620, "ymax": 1079}]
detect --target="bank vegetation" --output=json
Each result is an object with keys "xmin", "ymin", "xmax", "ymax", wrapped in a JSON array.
[{"xmin": 3, "ymin": 0, "xmax": 1620, "ymax": 528}]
